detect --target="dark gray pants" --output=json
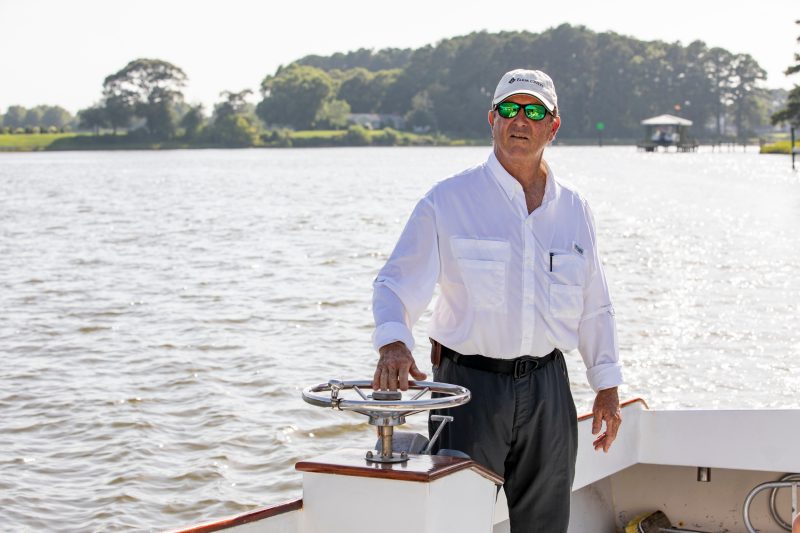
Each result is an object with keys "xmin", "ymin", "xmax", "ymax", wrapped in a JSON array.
[{"xmin": 429, "ymin": 350, "xmax": 578, "ymax": 533}]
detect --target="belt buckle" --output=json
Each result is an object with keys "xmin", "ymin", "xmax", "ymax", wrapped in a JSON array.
[{"xmin": 513, "ymin": 357, "xmax": 539, "ymax": 378}]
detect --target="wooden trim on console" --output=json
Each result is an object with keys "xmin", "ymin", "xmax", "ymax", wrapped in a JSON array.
[
  {"xmin": 296, "ymin": 448, "xmax": 504, "ymax": 486},
  {"xmin": 577, "ymin": 397, "xmax": 649, "ymax": 422},
  {"xmin": 166, "ymin": 498, "xmax": 302, "ymax": 533}
]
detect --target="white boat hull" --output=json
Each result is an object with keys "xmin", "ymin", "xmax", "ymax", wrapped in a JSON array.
[{"xmin": 171, "ymin": 400, "xmax": 800, "ymax": 533}]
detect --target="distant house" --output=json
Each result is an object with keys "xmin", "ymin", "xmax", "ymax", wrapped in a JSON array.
[
  {"xmin": 637, "ymin": 114, "xmax": 698, "ymax": 152},
  {"xmin": 348, "ymin": 113, "xmax": 405, "ymax": 130}
]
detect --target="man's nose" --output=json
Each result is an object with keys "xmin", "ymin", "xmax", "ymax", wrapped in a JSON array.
[
  {"xmin": 511, "ymin": 109, "xmax": 533, "ymax": 124},
  {"xmin": 511, "ymin": 111, "xmax": 531, "ymax": 125}
]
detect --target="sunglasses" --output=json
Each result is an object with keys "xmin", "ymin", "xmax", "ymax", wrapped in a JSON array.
[{"xmin": 494, "ymin": 101, "xmax": 549, "ymax": 121}]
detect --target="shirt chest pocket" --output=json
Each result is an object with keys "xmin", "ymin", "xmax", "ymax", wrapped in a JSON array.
[
  {"xmin": 549, "ymin": 252, "xmax": 586, "ymax": 319},
  {"xmin": 451, "ymin": 238, "xmax": 510, "ymax": 311}
]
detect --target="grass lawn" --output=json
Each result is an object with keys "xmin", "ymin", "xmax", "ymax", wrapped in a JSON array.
[
  {"xmin": 289, "ymin": 130, "xmax": 347, "ymax": 140},
  {"xmin": 0, "ymin": 133, "xmax": 83, "ymax": 151},
  {"xmin": 0, "ymin": 129, "xmax": 479, "ymax": 151},
  {"xmin": 760, "ymin": 140, "xmax": 800, "ymax": 154}
]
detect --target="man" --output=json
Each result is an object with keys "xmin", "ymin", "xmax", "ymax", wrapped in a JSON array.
[{"xmin": 371, "ymin": 69, "xmax": 622, "ymax": 532}]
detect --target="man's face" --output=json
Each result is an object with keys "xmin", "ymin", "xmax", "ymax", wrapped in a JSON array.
[{"xmin": 488, "ymin": 94, "xmax": 561, "ymax": 167}]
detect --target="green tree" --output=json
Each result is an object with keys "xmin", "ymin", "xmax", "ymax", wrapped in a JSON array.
[
  {"xmin": 103, "ymin": 94, "xmax": 134, "ymax": 134},
  {"xmin": 24, "ymin": 107, "xmax": 44, "ymax": 127},
  {"xmin": 103, "ymin": 58, "xmax": 188, "ymax": 139},
  {"xmin": 296, "ymin": 47, "xmax": 412, "ymax": 71},
  {"xmin": 180, "ymin": 104, "xmax": 206, "ymax": 139},
  {"xmin": 405, "ymin": 90, "xmax": 437, "ymax": 132},
  {"xmin": 3, "ymin": 105, "xmax": 27, "ymax": 128},
  {"xmin": 372, "ymin": 69, "xmax": 402, "ymax": 113},
  {"xmin": 337, "ymin": 68, "xmax": 374, "ymax": 112},
  {"xmin": 78, "ymin": 105, "xmax": 109, "ymax": 135},
  {"xmin": 213, "ymin": 89, "xmax": 253, "ymax": 121},
  {"xmin": 785, "ymin": 19, "xmax": 800, "ymax": 78},
  {"xmin": 704, "ymin": 47, "xmax": 735, "ymax": 137},
  {"xmin": 206, "ymin": 90, "xmax": 260, "ymax": 146},
  {"xmin": 41, "ymin": 106, "xmax": 73, "ymax": 129},
  {"xmin": 674, "ymin": 40, "xmax": 717, "ymax": 131},
  {"xmin": 257, "ymin": 64, "xmax": 334, "ymax": 129},
  {"xmin": 772, "ymin": 89, "xmax": 800, "ymax": 126},
  {"xmin": 336, "ymin": 68, "xmax": 398, "ymax": 113},
  {"xmin": 772, "ymin": 20, "xmax": 800, "ymax": 127},
  {"xmin": 728, "ymin": 54, "xmax": 767, "ymax": 140},
  {"xmin": 315, "ymin": 98, "xmax": 351, "ymax": 129},
  {"xmin": 344, "ymin": 124, "xmax": 370, "ymax": 145},
  {"xmin": 206, "ymin": 114, "xmax": 260, "ymax": 147}
]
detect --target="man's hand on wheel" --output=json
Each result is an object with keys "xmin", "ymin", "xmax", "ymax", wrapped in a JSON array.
[{"xmin": 372, "ymin": 341, "xmax": 427, "ymax": 391}]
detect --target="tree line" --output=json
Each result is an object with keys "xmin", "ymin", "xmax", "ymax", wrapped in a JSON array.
[
  {"xmin": 4, "ymin": 24, "xmax": 790, "ymax": 144},
  {"xmin": 0, "ymin": 105, "xmax": 74, "ymax": 133},
  {"xmin": 280, "ymin": 25, "xmax": 772, "ymax": 140},
  {"xmin": 771, "ymin": 20, "xmax": 800, "ymax": 128}
]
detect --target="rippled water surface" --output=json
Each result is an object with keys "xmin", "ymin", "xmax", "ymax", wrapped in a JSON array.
[{"xmin": 1, "ymin": 147, "xmax": 798, "ymax": 531}]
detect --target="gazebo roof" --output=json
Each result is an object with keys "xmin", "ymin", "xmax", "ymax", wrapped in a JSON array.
[{"xmin": 641, "ymin": 114, "xmax": 693, "ymax": 126}]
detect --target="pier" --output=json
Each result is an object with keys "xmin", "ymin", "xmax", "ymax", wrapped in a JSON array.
[{"xmin": 636, "ymin": 114, "xmax": 699, "ymax": 152}]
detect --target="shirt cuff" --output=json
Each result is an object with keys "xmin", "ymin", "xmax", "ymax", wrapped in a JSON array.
[
  {"xmin": 585, "ymin": 362, "xmax": 624, "ymax": 393},
  {"xmin": 372, "ymin": 321, "xmax": 416, "ymax": 353}
]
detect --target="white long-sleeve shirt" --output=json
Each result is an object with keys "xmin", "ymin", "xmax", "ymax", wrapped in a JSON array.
[{"xmin": 372, "ymin": 152, "xmax": 622, "ymax": 392}]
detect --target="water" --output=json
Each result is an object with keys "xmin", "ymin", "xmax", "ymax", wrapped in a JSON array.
[{"xmin": 0, "ymin": 147, "xmax": 797, "ymax": 531}]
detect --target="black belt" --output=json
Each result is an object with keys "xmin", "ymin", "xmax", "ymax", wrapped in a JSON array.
[{"xmin": 440, "ymin": 344, "xmax": 559, "ymax": 379}]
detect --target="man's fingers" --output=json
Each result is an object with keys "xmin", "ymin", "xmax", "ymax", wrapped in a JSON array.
[
  {"xmin": 379, "ymin": 369, "xmax": 388, "ymax": 391},
  {"xmin": 388, "ymin": 367, "xmax": 399, "ymax": 391},
  {"xmin": 592, "ymin": 433, "xmax": 613, "ymax": 453},
  {"xmin": 592, "ymin": 412, "xmax": 621, "ymax": 453},
  {"xmin": 410, "ymin": 362, "xmax": 427, "ymax": 381},
  {"xmin": 591, "ymin": 414, "xmax": 602, "ymax": 435},
  {"xmin": 398, "ymin": 363, "xmax": 410, "ymax": 391},
  {"xmin": 606, "ymin": 412, "xmax": 621, "ymax": 439},
  {"xmin": 372, "ymin": 367, "xmax": 381, "ymax": 390},
  {"xmin": 603, "ymin": 433, "xmax": 615, "ymax": 452}
]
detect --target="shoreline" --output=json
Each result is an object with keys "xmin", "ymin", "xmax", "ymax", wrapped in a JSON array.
[{"xmin": 0, "ymin": 132, "xmax": 778, "ymax": 152}]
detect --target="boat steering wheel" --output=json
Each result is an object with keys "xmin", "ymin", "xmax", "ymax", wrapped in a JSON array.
[{"xmin": 302, "ymin": 379, "xmax": 471, "ymax": 463}]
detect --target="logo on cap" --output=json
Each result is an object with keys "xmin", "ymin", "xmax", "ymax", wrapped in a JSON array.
[{"xmin": 508, "ymin": 77, "xmax": 516, "ymax": 83}]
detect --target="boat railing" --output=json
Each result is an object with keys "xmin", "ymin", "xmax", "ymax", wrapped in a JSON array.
[{"xmin": 743, "ymin": 474, "xmax": 800, "ymax": 532}]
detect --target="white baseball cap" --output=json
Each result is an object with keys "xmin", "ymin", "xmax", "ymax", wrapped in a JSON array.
[{"xmin": 492, "ymin": 69, "xmax": 558, "ymax": 115}]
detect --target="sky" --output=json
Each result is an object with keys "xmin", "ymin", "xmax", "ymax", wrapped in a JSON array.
[{"xmin": 1, "ymin": 0, "xmax": 798, "ymax": 114}]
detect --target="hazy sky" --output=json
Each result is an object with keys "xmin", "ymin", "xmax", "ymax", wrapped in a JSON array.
[{"xmin": 1, "ymin": 0, "xmax": 797, "ymax": 113}]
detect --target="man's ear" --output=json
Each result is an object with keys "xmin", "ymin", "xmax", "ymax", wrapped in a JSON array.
[
  {"xmin": 550, "ymin": 116, "xmax": 561, "ymax": 141},
  {"xmin": 487, "ymin": 110, "xmax": 495, "ymax": 128}
]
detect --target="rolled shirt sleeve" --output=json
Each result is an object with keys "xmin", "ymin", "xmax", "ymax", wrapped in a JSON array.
[
  {"xmin": 372, "ymin": 196, "xmax": 439, "ymax": 352},
  {"xmin": 577, "ymin": 201, "xmax": 622, "ymax": 392}
]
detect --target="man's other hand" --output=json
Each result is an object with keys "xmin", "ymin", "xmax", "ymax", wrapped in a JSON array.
[
  {"xmin": 372, "ymin": 341, "xmax": 427, "ymax": 391},
  {"xmin": 591, "ymin": 386, "xmax": 621, "ymax": 453}
]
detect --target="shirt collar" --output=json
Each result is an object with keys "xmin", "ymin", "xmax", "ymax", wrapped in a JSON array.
[{"xmin": 486, "ymin": 151, "xmax": 558, "ymax": 207}]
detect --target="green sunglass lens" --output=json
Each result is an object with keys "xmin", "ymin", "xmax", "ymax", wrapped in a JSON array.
[
  {"xmin": 497, "ymin": 102, "xmax": 520, "ymax": 118},
  {"xmin": 524, "ymin": 105, "xmax": 546, "ymax": 121}
]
